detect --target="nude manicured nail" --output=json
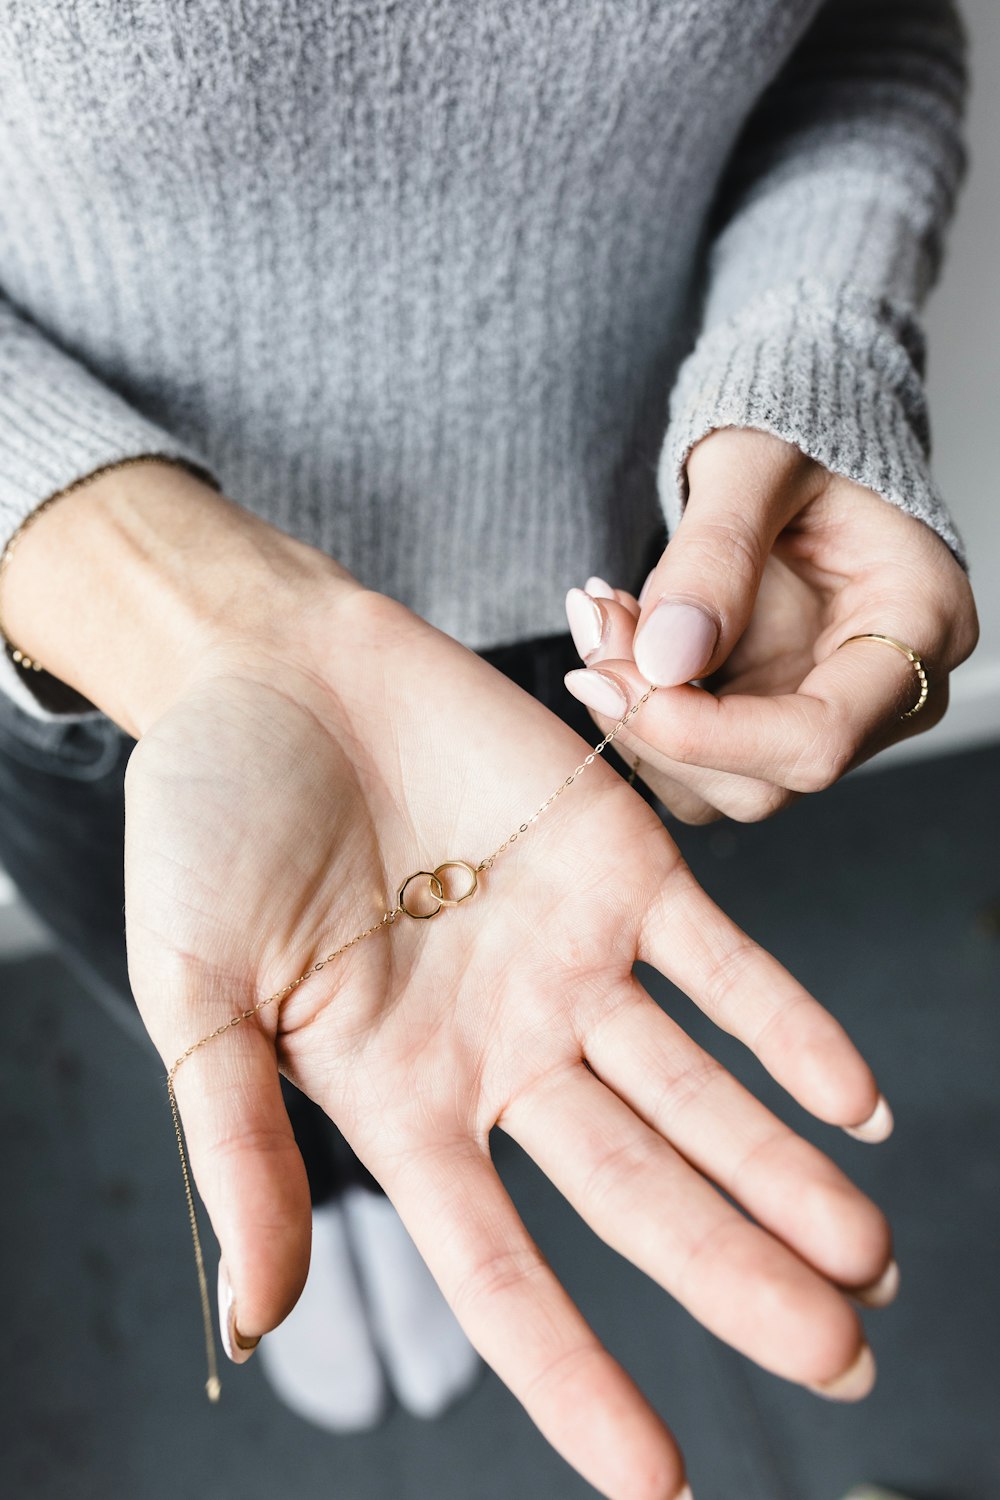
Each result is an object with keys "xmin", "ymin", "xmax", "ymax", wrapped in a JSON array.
[
  {"xmin": 565, "ymin": 587, "xmax": 604, "ymax": 659},
  {"xmin": 584, "ymin": 574, "xmax": 616, "ymax": 600},
  {"xmin": 564, "ymin": 668, "xmax": 627, "ymax": 718},
  {"xmin": 218, "ymin": 1259, "xmax": 261, "ymax": 1365},
  {"xmin": 844, "ymin": 1094, "xmax": 894, "ymax": 1143},
  {"xmin": 637, "ymin": 568, "xmax": 656, "ymax": 607},
  {"xmin": 854, "ymin": 1258, "xmax": 900, "ymax": 1309},
  {"xmin": 810, "ymin": 1343, "xmax": 876, "ymax": 1402},
  {"xmin": 634, "ymin": 600, "xmax": 718, "ymax": 686},
  {"xmin": 674, "ymin": 1487, "xmax": 695, "ymax": 1500}
]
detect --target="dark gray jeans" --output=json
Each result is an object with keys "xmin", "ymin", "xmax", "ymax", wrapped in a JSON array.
[{"xmin": 0, "ymin": 629, "xmax": 648, "ymax": 1203}]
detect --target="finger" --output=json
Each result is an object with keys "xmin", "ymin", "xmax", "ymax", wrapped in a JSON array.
[
  {"xmin": 584, "ymin": 574, "xmax": 641, "ymax": 623},
  {"xmin": 374, "ymin": 1137, "xmax": 688, "ymax": 1500},
  {"xmin": 139, "ymin": 989, "xmax": 312, "ymax": 1354},
  {"xmin": 565, "ymin": 588, "xmax": 727, "ymax": 819},
  {"xmin": 563, "ymin": 594, "xmax": 790, "ymax": 820},
  {"xmin": 638, "ymin": 862, "xmax": 889, "ymax": 1138},
  {"xmin": 569, "ymin": 630, "xmax": 937, "ymax": 793},
  {"xmin": 502, "ymin": 1062, "xmax": 874, "ymax": 1395},
  {"xmin": 643, "ymin": 750, "xmax": 792, "ymax": 825},
  {"xmin": 621, "ymin": 736, "xmax": 784, "ymax": 822},
  {"xmin": 565, "ymin": 654, "xmax": 794, "ymax": 821},
  {"xmin": 581, "ymin": 983, "xmax": 893, "ymax": 1292},
  {"xmin": 645, "ymin": 770, "xmax": 724, "ymax": 826},
  {"xmin": 633, "ymin": 428, "xmax": 812, "ymax": 686}
]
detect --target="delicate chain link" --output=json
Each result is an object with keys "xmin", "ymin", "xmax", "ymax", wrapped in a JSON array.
[
  {"xmin": 168, "ymin": 681, "xmax": 658, "ymax": 1402},
  {"xmin": 475, "ymin": 683, "xmax": 657, "ymax": 870},
  {"xmin": 166, "ymin": 1078, "xmax": 221, "ymax": 1400}
]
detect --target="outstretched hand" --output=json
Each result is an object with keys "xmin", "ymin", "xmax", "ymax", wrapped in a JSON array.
[
  {"xmin": 126, "ymin": 580, "xmax": 894, "ymax": 1500},
  {"xmin": 565, "ymin": 427, "xmax": 978, "ymax": 824}
]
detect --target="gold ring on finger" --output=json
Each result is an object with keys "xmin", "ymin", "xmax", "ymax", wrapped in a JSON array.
[{"xmin": 838, "ymin": 633, "xmax": 929, "ymax": 719}]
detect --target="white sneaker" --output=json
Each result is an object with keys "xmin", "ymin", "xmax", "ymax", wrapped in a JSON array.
[
  {"xmin": 343, "ymin": 1185, "xmax": 482, "ymax": 1419},
  {"xmin": 256, "ymin": 1199, "xmax": 387, "ymax": 1432}
]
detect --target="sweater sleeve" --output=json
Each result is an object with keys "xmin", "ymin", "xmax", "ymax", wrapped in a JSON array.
[
  {"xmin": 658, "ymin": 0, "xmax": 969, "ymax": 565},
  {"xmin": 0, "ymin": 294, "xmax": 219, "ymax": 720}
]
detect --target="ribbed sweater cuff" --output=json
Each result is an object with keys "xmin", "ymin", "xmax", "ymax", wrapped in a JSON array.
[
  {"xmin": 0, "ymin": 326, "xmax": 218, "ymax": 720},
  {"xmin": 657, "ymin": 278, "xmax": 967, "ymax": 568}
]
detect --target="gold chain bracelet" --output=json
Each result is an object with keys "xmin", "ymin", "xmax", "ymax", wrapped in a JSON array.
[{"xmin": 166, "ymin": 684, "xmax": 656, "ymax": 1402}]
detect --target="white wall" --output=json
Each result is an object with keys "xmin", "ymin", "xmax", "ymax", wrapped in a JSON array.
[{"xmin": 885, "ymin": 0, "xmax": 1000, "ymax": 764}]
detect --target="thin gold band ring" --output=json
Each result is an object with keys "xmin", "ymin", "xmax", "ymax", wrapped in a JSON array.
[{"xmin": 838, "ymin": 633, "xmax": 929, "ymax": 719}]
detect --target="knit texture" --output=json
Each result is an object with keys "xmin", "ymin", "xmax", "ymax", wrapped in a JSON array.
[{"xmin": 0, "ymin": 0, "xmax": 968, "ymax": 719}]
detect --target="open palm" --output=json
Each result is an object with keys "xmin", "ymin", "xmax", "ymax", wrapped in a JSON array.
[{"xmin": 124, "ymin": 583, "xmax": 892, "ymax": 1500}]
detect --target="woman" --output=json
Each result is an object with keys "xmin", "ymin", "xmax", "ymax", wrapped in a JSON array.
[{"xmin": 0, "ymin": 3, "xmax": 977, "ymax": 1497}]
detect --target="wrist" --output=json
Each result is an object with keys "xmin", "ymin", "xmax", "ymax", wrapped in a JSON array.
[{"xmin": 0, "ymin": 459, "xmax": 358, "ymax": 737}]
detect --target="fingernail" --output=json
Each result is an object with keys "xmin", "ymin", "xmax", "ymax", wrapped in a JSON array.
[
  {"xmin": 634, "ymin": 601, "xmax": 718, "ymax": 686},
  {"xmin": 810, "ymin": 1343, "xmax": 876, "ymax": 1402},
  {"xmin": 674, "ymin": 1487, "xmax": 695, "ymax": 1500},
  {"xmin": 565, "ymin": 588, "xmax": 605, "ymax": 659},
  {"xmin": 637, "ymin": 568, "xmax": 656, "ymax": 607},
  {"xmin": 584, "ymin": 574, "xmax": 616, "ymax": 600},
  {"xmin": 564, "ymin": 667, "xmax": 628, "ymax": 718},
  {"xmin": 218, "ymin": 1259, "xmax": 260, "ymax": 1365},
  {"xmin": 844, "ymin": 1095, "xmax": 894, "ymax": 1143},
  {"xmin": 854, "ymin": 1258, "xmax": 900, "ymax": 1309}
]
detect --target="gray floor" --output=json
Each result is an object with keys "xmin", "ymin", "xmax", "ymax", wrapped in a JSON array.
[{"xmin": 1, "ymin": 746, "xmax": 997, "ymax": 1500}]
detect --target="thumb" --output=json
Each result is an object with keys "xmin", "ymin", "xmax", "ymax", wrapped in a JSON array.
[
  {"xmin": 635, "ymin": 428, "xmax": 814, "ymax": 685},
  {"xmin": 162, "ymin": 1008, "xmax": 312, "ymax": 1365}
]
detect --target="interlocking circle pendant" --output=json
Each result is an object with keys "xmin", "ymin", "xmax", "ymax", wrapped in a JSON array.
[
  {"xmin": 431, "ymin": 860, "xmax": 479, "ymax": 906},
  {"xmin": 397, "ymin": 870, "xmax": 445, "ymax": 919},
  {"xmin": 397, "ymin": 860, "xmax": 479, "ymax": 919}
]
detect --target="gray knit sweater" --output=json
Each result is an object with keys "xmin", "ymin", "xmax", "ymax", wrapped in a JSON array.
[{"xmin": 0, "ymin": 1, "xmax": 969, "ymax": 720}]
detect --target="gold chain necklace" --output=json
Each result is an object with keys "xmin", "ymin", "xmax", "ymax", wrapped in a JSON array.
[{"xmin": 166, "ymin": 682, "xmax": 658, "ymax": 1401}]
